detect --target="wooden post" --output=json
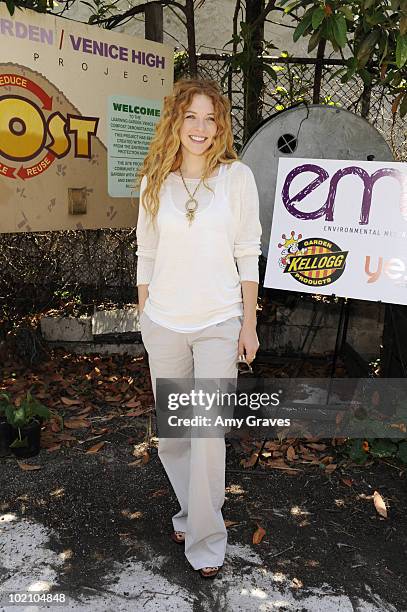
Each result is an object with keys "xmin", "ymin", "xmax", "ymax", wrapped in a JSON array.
[
  {"xmin": 244, "ymin": 0, "xmax": 265, "ymax": 142},
  {"xmin": 145, "ymin": 2, "xmax": 163, "ymax": 43},
  {"xmin": 312, "ymin": 39, "xmax": 326, "ymax": 104},
  {"xmin": 184, "ymin": 0, "xmax": 198, "ymax": 77}
]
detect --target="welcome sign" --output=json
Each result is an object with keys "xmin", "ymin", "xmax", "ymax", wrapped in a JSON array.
[
  {"xmin": 0, "ymin": 5, "xmax": 173, "ymax": 233},
  {"xmin": 264, "ymin": 158, "xmax": 407, "ymax": 306}
]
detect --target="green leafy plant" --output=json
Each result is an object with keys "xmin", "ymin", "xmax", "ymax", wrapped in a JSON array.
[
  {"xmin": 52, "ymin": 289, "xmax": 83, "ymax": 316},
  {"xmin": 1, "ymin": 0, "xmax": 54, "ymax": 15},
  {"xmin": 174, "ymin": 51, "xmax": 190, "ymax": 82},
  {"xmin": 222, "ymin": 21, "xmax": 279, "ymax": 86},
  {"xmin": 0, "ymin": 393, "xmax": 9, "ymax": 419},
  {"xmin": 343, "ymin": 437, "xmax": 407, "ymax": 464},
  {"xmin": 222, "ymin": 20, "xmax": 279, "ymax": 141},
  {"xmin": 279, "ymin": 0, "xmax": 407, "ymax": 116},
  {"xmin": 2, "ymin": 391, "xmax": 50, "ymax": 448},
  {"xmin": 337, "ymin": 393, "xmax": 407, "ymax": 465}
]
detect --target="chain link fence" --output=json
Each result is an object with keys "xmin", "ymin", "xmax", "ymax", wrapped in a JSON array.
[
  {"xmin": 194, "ymin": 54, "xmax": 406, "ymax": 159},
  {"xmin": 1, "ymin": 55, "xmax": 405, "ymax": 330}
]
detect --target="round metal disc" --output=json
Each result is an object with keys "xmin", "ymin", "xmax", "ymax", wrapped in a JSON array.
[{"xmin": 240, "ymin": 105, "xmax": 394, "ymax": 257}]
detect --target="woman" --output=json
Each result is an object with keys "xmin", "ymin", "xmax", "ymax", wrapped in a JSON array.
[{"xmin": 136, "ymin": 78, "xmax": 262, "ymax": 578}]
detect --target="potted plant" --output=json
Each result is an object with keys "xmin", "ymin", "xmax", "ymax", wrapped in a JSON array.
[
  {"xmin": 4, "ymin": 391, "xmax": 51, "ymax": 458},
  {"xmin": 0, "ymin": 393, "xmax": 12, "ymax": 458}
]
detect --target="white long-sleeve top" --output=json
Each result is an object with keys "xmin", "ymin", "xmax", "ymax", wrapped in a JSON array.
[{"xmin": 136, "ymin": 160, "xmax": 262, "ymax": 332}]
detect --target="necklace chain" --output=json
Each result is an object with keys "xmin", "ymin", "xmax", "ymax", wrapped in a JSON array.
[{"xmin": 179, "ymin": 167, "xmax": 205, "ymax": 227}]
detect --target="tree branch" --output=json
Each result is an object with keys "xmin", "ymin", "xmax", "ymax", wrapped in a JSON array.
[
  {"xmin": 92, "ymin": 0, "xmax": 186, "ymax": 29},
  {"xmin": 167, "ymin": 3, "xmax": 187, "ymax": 28},
  {"xmin": 251, "ymin": 0, "xmax": 278, "ymax": 31}
]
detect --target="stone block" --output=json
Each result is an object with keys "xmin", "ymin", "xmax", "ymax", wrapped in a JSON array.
[
  {"xmin": 92, "ymin": 308, "xmax": 141, "ymax": 335},
  {"xmin": 40, "ymin": 315, "xmax": 93, "ymax": 342}
]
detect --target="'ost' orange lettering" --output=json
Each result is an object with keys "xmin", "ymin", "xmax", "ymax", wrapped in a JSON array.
[
  {"xmin": 0, "ymin": 96, "xmax": 98, "ymax": 164},
  {"xmin": 0, "ymin": 97, "xmax": 46, "ymax": 161}
]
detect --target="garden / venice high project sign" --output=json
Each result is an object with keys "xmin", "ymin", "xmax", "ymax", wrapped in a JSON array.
[
  {"xmin": 264, "ymin": 158, "xmax": 407, "ymax": 306},
  {"xmin": 0, "ymin": 5, "xmax": 173, "ymax": 233}
]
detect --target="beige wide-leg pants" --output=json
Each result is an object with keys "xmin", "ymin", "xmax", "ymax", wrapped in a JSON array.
[{"xmin": 140, "ymin": 311, "xmax": 242, "ymax": 570}]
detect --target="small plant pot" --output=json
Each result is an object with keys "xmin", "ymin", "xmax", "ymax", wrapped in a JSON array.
[
  {"xmin": 9, "ymin": 420, "xmax": 41, "ymax": 459},
  {"xmin": 0, "ymin": 417, "xmax": 12, "ymax": 457}
]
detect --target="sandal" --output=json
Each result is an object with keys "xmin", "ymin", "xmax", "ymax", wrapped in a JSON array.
[
  {"xmin": 170, "ymin": 531, "xmax": 185, "ymax": 544},
  {"xmin": 199, "ymin": 566, "xmax": 221, "ymax": 579}
]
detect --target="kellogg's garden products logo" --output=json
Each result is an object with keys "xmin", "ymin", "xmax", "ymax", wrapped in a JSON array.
[{"xmin": 278, "ymin": 231, "xmax": 348, "ymax": 287}]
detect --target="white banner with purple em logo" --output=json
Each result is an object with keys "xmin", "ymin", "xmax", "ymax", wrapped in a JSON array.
[{"xmin": 264, "ymin": 158, "xmax": 407, "ymax": 305}]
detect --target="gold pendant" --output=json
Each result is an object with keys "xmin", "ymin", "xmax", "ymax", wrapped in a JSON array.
[{"xmin": 185, "ymin": 197, "xmax": 198, "ymax": 226}]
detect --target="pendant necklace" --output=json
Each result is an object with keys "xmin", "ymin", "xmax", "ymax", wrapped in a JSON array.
[{"xmin": 179, "ymin": 167, "xmax": 205, "ymax": 227}]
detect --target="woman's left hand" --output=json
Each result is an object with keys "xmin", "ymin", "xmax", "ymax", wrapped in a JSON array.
[{"xmin": 238, "ymin": 320, "xmax": 260, "ymax": 364}]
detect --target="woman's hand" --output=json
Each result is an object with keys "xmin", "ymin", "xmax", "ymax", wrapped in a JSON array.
[
  {"xmin": 138, "ymin": 285, "xmax": 149, "ymax": 317},
  {"xmin": 238, "ymin": 320, "xmax": 259, "ymax": 364}
]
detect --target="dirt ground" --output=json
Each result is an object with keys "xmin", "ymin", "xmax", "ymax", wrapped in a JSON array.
[
  {"xmin": 1, "ymin": 417, "xmax": 407, "ymax": 609},
  {"xmin": 0, "ymin": 348, "xmax": 406, "ymax": 611}
]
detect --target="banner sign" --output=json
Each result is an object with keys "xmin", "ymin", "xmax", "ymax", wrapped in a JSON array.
[
  {"xmin": 0, "ymin": 5, "xmax": 173, "ymax": 233},
  {"xmin": 264, "ymin": 158, "xmax": 407, "ymax": 305}
]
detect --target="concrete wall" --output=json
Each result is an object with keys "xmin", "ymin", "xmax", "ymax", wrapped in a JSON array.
[
  {"xmin": 54, "ymin": 1, "xmax": 312, "ymax": 57},
  {"xmin": 40, "ymin": 301, "xmax": 384, "ymax": 361}
]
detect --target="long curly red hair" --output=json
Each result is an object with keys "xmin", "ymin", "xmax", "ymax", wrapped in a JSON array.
[{"xmin": 137, "ymin": 78, "xmax": 239, "ymax": 224}]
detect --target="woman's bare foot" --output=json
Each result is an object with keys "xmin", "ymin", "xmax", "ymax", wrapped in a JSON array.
[
  {"xmin": 170, "ymin": 531, "xmax": 185, "ymax": 544},
  {"xmin": 199, "ymin": 566, "xmax": 221, "ymax": 578}
]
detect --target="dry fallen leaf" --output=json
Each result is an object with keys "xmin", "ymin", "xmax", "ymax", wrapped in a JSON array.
[
  {"xmin": 341, "ymin": 478, "xmax": 353, "ymax": 487},
  {"xmin": 64, "ymin": 418, "xmax": 91, "ymax": 429},
  {"xmin": 46, "ymin": 444, "xmax": 62, "ymax": 453},
  {"xmin": 105, "ymin": 395, "xmax": 123, "ymax": 403},
  {"xmin": 127, "ymin": 459, "xmax": 144, "ymax": 467},
  {"xmin": 17, "ymin": 462, "xmax": 42, "ymax": 471},
  {"xmin": 121, "ymin": 510, "xmax": 143, "ymax": 520},
  {"xmin": 126, "ymin": 408, "xmax": 148, "ymax": 417},
  {"xmin": 252, "ymin": 525, "xmax": 266, "ymax": 544},
  {"xmin": 56, "ymin": 433, "xmax": 77, "ymax": 441},
  {"xmin": 299, "ymin": 455, "xmax": 318, "ymax": 462},
  {"xmin": 85, "ymin": 441, "xmax": 105, "ymax": 454},
  {"xmin": 132, "ymin": 442, "xmax": 149, "ymax": 458},
  {"xmin": 224, "ymin": 520, "xmax": 240, "ymax": 528},
  {"xmin": 286, "ymin": 445, "xmax": 297, "ymax": 461},
  {"xmin": 240, "ymin": 452, "xmax": 259, "ymax": 468},
  {"xmin": 320, "ymin": 455, "xmax": 334, "ymax": 465},
  {"xmin": 125, "ymin": 399, "xmax": 142, "ymax": 409},
  {"xmin": 61, "ymin": 397, "xmax": 82, "ymax": 406},
  {"xmin": 263, "ymin": 441, "xmax": 280, "ymax": 451},
  {"xmin": 306, "ymin": 443, "xmax": 327, "ymax": 451},
  {"xmin": 91, "ymin": 427, "xmax": 109, "ymax": 435},
  {"xmin": 325, "ymin": 463, "xmax": 337, "ymax": 473},
  {"xmin": 76, "ymin": 406, "xmax": 94, "ymax": 417},
  {"xmin": 373, "ymin": 490, "xmax": 388, "ymax": 518},
  {"xmin": 151, "ymin": 488, "xmax": 168, "ymax": 498}
]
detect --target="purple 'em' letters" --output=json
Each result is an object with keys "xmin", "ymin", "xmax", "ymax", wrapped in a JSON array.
[{"xmin": 282, "ymin": 163, "xmax": 407, "ymax": 224}]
